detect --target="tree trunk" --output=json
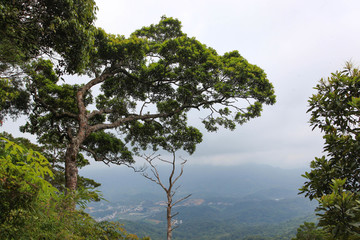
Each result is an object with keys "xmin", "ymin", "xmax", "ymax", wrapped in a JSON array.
[
  {"xmin": 65, "ymin": 141, "xmax": 80, "ymax": 192},
  {"xmin": 167, "ymin": 204, "xmax": 172, "ymax": 240},
  {"xmin": 64, "ymin": 126, "xmax": 87, "ymax": 210},
  {"xmin": 64, "ymin": 85, "xmax": 89, "ymax": 209}
]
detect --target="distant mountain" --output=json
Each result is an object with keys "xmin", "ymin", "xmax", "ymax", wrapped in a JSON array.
[
  {"xmin": 81, "ymin": 163, "xmax": 316, "ymax": 239},
  {"xmin": 80, "ymin": 163, "xmax": 308, "ymax": 202}
]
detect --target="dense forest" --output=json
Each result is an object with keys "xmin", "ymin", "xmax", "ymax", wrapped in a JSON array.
[
  {"xmin": 119, "ymin": 216, "xmax": 315, "ymax": 240},
  {"xmin": 1, "ymin": 1, "xmax": 360, "ymax": 240}
]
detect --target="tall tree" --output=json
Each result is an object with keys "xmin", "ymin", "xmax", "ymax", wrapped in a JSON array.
[
  {"xmin": 20, "ymin": 16, "xmax": 276, "ymax": 203},
  {"xmin": 300, "ymin": 63, "xmax": 360, "ymax": 239}
]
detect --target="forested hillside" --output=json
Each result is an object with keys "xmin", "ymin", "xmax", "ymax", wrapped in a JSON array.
[
  {"xmin": 120, "ymin": 216, "xmax": 316, "ymax": 240},
  {"xmin": 83, "ymin": 164, "xmax": 316, "ymax": 239}
]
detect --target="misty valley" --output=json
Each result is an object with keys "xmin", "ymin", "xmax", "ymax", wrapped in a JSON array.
[{"xmin": 83, "ymin": 164, "xmax": 317, "ymax": 239}]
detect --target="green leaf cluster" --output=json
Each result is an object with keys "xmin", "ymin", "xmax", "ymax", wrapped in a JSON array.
[
  {"xmin": 301, "ymin": 63, "xmax": 360, "ymax": 198},
  {"xmin": 292, "ymin": 222, "xmax": 329, "ymax": 240},
  {"xmin": 0, "ymin": 0, "xmax": 98, "ymax": 74},
  {"xmin": 300, "ymin": 63, "xmax": 360, "ymax": 239},
  {"xmin": 0, "ymin": 78, "xmax": 29, "ymax": 121},
  {"xmin": 0, "ymin": 137, "xmax": 148, "ymax": 239},
  {"xmin": 0, "ymin": 131, "xmax": 101, "ymax": 194},
  {"xmin": 316, "ymin": 179, "xmax": 360, "ymax": 240},
  {"xmin": 0, "ymin": 137, "xmax": 57, "ymax": 223},
  {"xmin": 0, "ymin": 0, "xmax": 98, "ymax": 123}
]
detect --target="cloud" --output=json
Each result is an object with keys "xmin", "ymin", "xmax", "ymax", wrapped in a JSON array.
[{"xmin": 4, "ymin": 0, "xmax": 360, "ymax": 170}]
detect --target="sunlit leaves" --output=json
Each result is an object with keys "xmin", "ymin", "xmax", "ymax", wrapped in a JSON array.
[
  {"xmin": 0, "ymin": 137, "xmax": 57, "ymax": 226},
  {"xmin": 0, "ymin": 136, "xmax": 142, "ymax": 239},
  {"xmin": 316, "ymin": 179, "xmax": 360, "ymax": 239},
  {"xmin": 0, "ymin": 137, "xmax": 57, "ymax": 195}
]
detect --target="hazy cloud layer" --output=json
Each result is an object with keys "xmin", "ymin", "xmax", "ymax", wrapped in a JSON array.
[
  {"xmin": 3, "ymin": 0, "xmax": 360, "ymax": 169},
  {"xmin": 93, "ymin": 0, "xmax": 360, "ymax": 168}
]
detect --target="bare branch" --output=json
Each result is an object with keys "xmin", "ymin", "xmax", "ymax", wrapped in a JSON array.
[
  {"xmin": 138, "ymin": 151, "xmax": 191, "ymax": 240},
  {"xmin": 171, "ymin": 212, "xmax": 179, "ymax": 219},
  {"xmin": 171, "ymin": 225, "xmax": 180, "ymax": 231},
  {"xmin": 140, "ymin": 153, "xmax": 168, "ymax": 192},
  {"xmin": 140, "ymin": 101, "xmax": 151, "ymax": 115},
  {"xmin": 172, "ymin": 194, "xmax": 192, "ymax": 207},
  {"xmin": 158, "ymin": 156, "xmax": 173, "ymax": 165}
]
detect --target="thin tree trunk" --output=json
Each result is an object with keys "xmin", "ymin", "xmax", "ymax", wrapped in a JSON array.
[{"xmin": 167, "ymin": 203, "xmax": 172, "ymax": 240}]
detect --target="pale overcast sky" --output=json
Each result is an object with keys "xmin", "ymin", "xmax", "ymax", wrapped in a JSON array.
[
  {"xmin": 4, "ymin": 0, "xmax": 360, "ymax": 169},
  {"xmin": 92, "ymin": 0, "xmax": 360, "ymax": 168}
]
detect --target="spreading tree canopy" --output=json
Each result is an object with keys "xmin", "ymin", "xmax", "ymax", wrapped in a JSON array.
[
  {"xmin": 0, "ymin": 0, "xmax": 97, "ymax": 121},
  {"xmin": 0, "ymin": 0, "xmax": 97, "ymax": 73},
  {"xmin": 14, "ymin": 16, "xmax": 275, "ymax": 199}
]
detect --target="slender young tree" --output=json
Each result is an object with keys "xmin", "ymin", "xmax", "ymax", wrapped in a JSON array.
[
  {"xmin": 19, "ymin": 16, "xmax": 275, "ymax": 207},
  {"xmin": 140, "ymin": 151, "xmax": 191, "ymax": 240}
]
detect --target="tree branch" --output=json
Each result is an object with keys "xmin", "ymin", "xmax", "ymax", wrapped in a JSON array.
[
  {"xmin": 171, "ymin": 194, "xmax": 192, "ymax": 207},
  {"xmin": 32, "ymin": 92, "xmax": 77, "ymax": 119},
  {"xmin": 79, "ymin": 145, "xmax": 138, "ymax": 168}
]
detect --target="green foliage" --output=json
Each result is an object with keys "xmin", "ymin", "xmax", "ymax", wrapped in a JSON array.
[
  {"xmin": 83, "ymin": 131, "xmax": 134, "ymax": 164},
  {"xmin": 316, "ymin": 179, "xmax": 360, "ymax": 239},
  {"xmin": 292, "ymin": 222, "xmax": 329, "ymax": 240},
  {"xmin": 300, "ymin": 63, "xmax": 360, "ymax": 240},
  {"xmin": 0, "ymin": 0, "xmax": 97, "ymax": 74},
  {"xmin": 0, "ymin": 0, "xmax": 97, "ymax": 123},
  {"xmin": 17, "ymin": 16, "xmax": 275, "ymax": 194},
  {"xmin": 0, "ymin": 78, "xmax": 29, "ymax": 121},
  {"xmin": 1, "ymin": 196, "xmax": 147, "ymax": 239},
  {"xmin": 0, "ymin": 137, "xmax": 147, "ymax": 239},
  {"xmin": 0, "ymin": 131, "xmax": 101, "ymax": 196},
  {"xmin": 299, "ymin": 156, "xmax": 335, "ymax": 200},
  {"xmin": 301, "ymin": 63, "xmax": 360, "ymax": 199},
  {"xmin": 0, "ymin": 137, "xmax": 57, "ymax": 224}
]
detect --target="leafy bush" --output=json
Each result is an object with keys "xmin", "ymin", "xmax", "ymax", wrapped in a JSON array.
[{"xmin": 0, "ymin": 137, "xmax": 149, "ymax": 239}]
